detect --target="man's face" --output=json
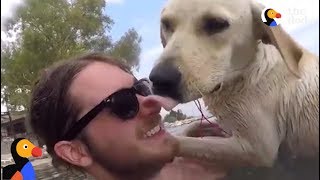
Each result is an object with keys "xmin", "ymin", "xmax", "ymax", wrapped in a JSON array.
[{"xmin": 68, "ymin": 62, "xmax": 178, "ymax": 174}]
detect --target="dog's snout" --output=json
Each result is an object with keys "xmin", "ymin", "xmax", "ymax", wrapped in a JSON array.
[
  {"xmin": 149, "ymin": 63, "xmax": 181, "ymax": 88},
  {"xmin": 149, "ymin": 63, "xmax": 182, "ymax": 100}
]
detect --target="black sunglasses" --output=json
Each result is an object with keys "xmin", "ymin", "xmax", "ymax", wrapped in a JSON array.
[{"xmin": 61, "ymin": 78, "xmax": 152, "ymax": 140}]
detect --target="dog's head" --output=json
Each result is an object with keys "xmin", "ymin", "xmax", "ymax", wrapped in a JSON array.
[{"xmin": 149, "ymin": 0, "xmax": 302, "ymax": 103}]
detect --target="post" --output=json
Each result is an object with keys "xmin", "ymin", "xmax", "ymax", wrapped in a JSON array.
[
  {"xmin": 4, "ymin": 96, "xmax": 16, "ymax": 139},
  {"xmin": 7, "ymin": 111, "xmax": 16, "ymax": 139}
]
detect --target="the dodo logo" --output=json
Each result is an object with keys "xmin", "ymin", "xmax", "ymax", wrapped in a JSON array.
[
  {"xmin": 2, "ymin": 138, "xmax": 42, "ymax": 180},
  {"xmin": 261, "ymin": 8, "xmax": 282, "ymax": 27}
]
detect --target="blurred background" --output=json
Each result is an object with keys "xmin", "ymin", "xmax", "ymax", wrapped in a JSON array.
[{"xmin": 1, "ymin": 0, "xmax": 319, "ymax": 179}]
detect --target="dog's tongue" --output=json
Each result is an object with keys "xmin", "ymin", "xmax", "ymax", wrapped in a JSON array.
[{"xmin": 149, "ymin": 95, "xmax": 179, "ymax": 111}]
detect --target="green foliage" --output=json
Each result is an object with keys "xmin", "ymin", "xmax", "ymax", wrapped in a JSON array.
[
  {"xmin": 163, "ymin": 115, "xmax": 176, "ymax": 123},
  {"xmin": 163, "ymin": 109, "xmax": 189, "ymax": 123},
  {"xmin": 1, "ymin": 0, "xmax": 142, "ymax": 111},
  {"xmin": 108, "ymin": 28, "xmax": 142, "ymax": 70}
]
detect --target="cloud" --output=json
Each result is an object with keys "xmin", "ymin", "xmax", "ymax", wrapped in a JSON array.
[
  {"xmin": 1, "ymin": 22, "xmax": 22, "ymax": 43},
  {"xmin": 1, "ymin": 0, "xmax": 24, "ymax": 47},
  {"xmin": 140, "ymin": 45, "xmax": 162, "ymax": 64},
  {"xmin": 290, "ymin": 20, "xmax": 319, "ymax": 55},
  {"xmin": 133, "ymin": 44, "xmax": 163, "ymax": 79},
  {"xmin": 105, "ymin": 0, "xmax": 124, "ymax": 5},
  {"xmin": 1, "ymin": 0, "xmax": 25, "ymax": 31}
]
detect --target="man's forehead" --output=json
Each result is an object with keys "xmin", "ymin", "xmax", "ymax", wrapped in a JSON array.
[
  {"xmin": 68, "ymin": 62, "xmax": 134, "ymax": 108},
  {"xmin": 76, "ymin": 62, "xmax": 125, "ymax": 81}
]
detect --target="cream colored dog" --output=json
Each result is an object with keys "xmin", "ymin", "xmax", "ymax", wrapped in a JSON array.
[{"xmin": 149, "ymin": 0, "xmax": 319, "ymax": 169}]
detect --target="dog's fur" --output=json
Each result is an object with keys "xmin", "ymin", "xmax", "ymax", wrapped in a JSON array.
[{"xmin": 150, "ymin": 0, "xmax": 319, "ymax": 169}]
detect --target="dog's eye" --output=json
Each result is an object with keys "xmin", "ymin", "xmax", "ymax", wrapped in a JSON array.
[
  {"xmin": 161, "ymin": 19, "xmax": 174, "ymax": 33},
  {"xmin": 202, "ymin": 17, "xmax": 229, "ymax": 35}
]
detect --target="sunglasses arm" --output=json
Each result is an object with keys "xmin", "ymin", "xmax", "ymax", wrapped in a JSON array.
[{"xmin": 61, "ymin": 99, "xmax": 110, "ymax": 140}]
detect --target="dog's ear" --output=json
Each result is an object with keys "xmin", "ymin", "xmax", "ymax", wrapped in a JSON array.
[
  {"xmin": 160, "ymin": 7, "xmax": 167, "ymax": 48},
  {"xmin": 160, "ymin": 22, "xmax": 167, "ymax": 47},
  {"xmin": 251, "ymin": 1, "xmax": 302, "ymax": 78}
]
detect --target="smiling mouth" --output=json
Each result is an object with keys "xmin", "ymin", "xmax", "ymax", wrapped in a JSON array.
[{"xmin": 144, "ymin": 124, "xmax": 162, "ymax": 138}]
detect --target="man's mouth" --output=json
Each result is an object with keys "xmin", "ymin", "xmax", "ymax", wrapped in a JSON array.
[{"xmin": 144, "ymin": 124, "xmax": 162, "ymax": 138}]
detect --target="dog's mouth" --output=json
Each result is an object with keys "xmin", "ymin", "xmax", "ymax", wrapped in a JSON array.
[
  {"xmin": 150, "ymin": 90, "xmax": 232, "ymax": 138},
  {"xmin": 210, "ymin": 83, "xmax": 223, "ymax": 93},
  {"xmin": 186, "ymin": 120, "xmax": 232, "ymax": 138}
]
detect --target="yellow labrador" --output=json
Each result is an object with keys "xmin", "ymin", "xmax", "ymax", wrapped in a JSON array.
[{"xmin": 149, "ymin": 0, "xmax": 319, "ymax": 169}]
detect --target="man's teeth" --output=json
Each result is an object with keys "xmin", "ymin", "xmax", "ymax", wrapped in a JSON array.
[{"xmin": 145, "ymin": 125, "xmax": 161, "ymax": 137}]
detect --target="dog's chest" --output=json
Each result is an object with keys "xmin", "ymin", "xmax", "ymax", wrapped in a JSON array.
[{"xmin": 202, "ymin": 79, "xmax": 277, "ymax": 131}]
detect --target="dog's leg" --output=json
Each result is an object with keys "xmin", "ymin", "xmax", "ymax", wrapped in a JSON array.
[
  {"xmin": 176, "ymin": 134, "xmax": 279, "ymax": 168},
  {"xmin": 177, "ymin": 136, "xmax": 252, "ymax": 167}
]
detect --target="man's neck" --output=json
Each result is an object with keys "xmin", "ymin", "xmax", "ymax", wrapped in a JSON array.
[
  {"xmin": 116, "ymin": 170, "xmax": 159, "ymax": 180},
  {"xmin": 87, "ymin": 162, "xmax": 162, "ymax": 180},
  {"xmin": 86, "ymin": 164, "xmax": 117, "ymax": 180}
]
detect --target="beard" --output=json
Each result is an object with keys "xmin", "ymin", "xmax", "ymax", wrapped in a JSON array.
[{"xmin": 81, "ymin": 134, "xmax": 170, "ymax": 180}]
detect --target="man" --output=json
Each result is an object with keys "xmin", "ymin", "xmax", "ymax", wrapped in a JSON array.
[{"xmin": 29, "ymin": 53, "xmax": 226, "ymax": 180}]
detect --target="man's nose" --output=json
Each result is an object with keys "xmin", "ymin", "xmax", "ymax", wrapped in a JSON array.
[{"xmin": 149, "ymin": 62, "xmax": 182, "ymax": 100}]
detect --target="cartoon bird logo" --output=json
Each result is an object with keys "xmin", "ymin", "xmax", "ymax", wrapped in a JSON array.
[
  {"xmin": 2, "ymin": 138, "xmax": 42, "ymax": 180},
  {"xmin": 261, "ymin": 8, "xmax": 282, "ymax": 27}
]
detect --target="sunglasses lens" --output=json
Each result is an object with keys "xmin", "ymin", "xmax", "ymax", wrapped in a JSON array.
[{"xmin": 110, "ymin": 89, "xmax": 139, "ymax": 119}]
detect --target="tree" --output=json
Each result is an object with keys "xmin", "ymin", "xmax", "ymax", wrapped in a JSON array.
[
  {"xmin": 1, "ymin": 0, "xmax": 142, "ymax": 111},
  {"xmin": 108, "ymin": 28, "xmax": 142, "ymax": 70},
  {"xmin": 163, "ymin": 109, "xmax": 189, "ymax": 123},
  {"xmin": 163, "ymin": 115, "xmax": 176, "ymax": 123}
]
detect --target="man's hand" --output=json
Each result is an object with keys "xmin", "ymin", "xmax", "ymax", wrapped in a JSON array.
[{"xmin": 152, "ymin": 118, "xmax": 230, "ymax": 180}]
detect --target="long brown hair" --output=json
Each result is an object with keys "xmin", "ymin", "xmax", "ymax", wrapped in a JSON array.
[{"xmin": 28, "ymin": 52, "xmax": 131, "ymax": 170}]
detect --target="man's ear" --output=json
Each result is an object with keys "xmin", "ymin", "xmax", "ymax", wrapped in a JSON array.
[
  {"xmin": 54, "ymin": 140, "xmax": 92, "ymax": 168},
  {"xmin": 251, "ymin": 1, "xmax": 303, "ymax": 78}
]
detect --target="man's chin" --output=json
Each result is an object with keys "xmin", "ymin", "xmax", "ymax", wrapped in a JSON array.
[
  {"xmin": 143, "ymin": 146, "xmax": 177, "ymax": 164},
  {"xmin": 141, "ymin": 138, "xmax": 178, "ymax": 165}
]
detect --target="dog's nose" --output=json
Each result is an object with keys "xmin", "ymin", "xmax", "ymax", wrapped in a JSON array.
[
  {"xmin": 149, "ymin": 63, "xmax": 182, "ymax": 100},
  {"xmin": 150, "ymin": 63, "xmax": 181, "ymax": 88}
]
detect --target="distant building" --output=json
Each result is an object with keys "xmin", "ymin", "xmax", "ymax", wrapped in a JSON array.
[
  {"xmin": 1, "ymin": 111, "xmax": 40, "ymax": 154},
  {"xmin": 1, "ymin": 111, "xmax": 31, "ymax": 139}
]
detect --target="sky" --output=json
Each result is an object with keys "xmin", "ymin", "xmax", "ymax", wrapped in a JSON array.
[{"xmin": 1, "ymin": 0, "xmax": 319, "ymax": 117}]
